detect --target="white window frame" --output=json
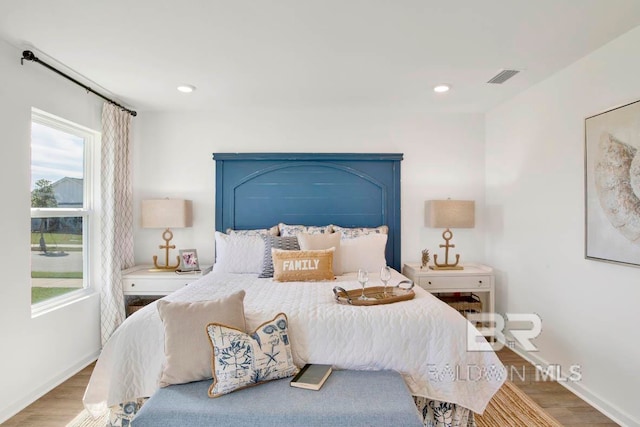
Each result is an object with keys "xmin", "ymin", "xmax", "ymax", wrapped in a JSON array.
[{"xmin": 30, "ymin": 108, "xmax": 101, "ymax": 316}]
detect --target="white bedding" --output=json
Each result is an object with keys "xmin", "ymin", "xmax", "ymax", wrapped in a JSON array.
[{"xmin": 84, "ymin": 270, "xmax": 505, "ymax": 417}]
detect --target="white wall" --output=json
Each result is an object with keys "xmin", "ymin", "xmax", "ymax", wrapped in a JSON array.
[
  {"xmin": 486, "ymin": 27, "xmax": 640, "ymax": 426},
  {"xmin": 132, "ymin": 109, "xmax": 487, "ymax": 270},
  {"xmin": 0, "ymin": 40, "xmax": 101, "ymax": 422}
]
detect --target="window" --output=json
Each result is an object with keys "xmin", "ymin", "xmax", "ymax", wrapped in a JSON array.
[{"xmin": 30, "ymin": 109, "xmax": 100, "ymax": 309}]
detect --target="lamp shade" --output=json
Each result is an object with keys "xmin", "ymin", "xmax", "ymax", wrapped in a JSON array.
[
  {"xmin": 426, "ymin": 200, "xmax": 475, "ymax": 228},
  {"xmin": 142, "ymin": 199, "xmax": 193, "ymax": 228}
]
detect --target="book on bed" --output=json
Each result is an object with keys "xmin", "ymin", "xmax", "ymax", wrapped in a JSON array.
[{"xmin": 290, "ymin": 364, "xmax": 333, "ymax": 390}]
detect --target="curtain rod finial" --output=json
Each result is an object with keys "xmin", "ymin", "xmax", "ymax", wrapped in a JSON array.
[
  {"xmin": 22, "ymin": 50, "xmax": 36, "ymax": 61},
  {"xmin": 21, "ymin": 50, "xmax": 36, "ymax": 65}
]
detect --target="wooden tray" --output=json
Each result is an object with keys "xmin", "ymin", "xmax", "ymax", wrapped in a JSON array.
[{"xmin": 333, "ymin": 281, "xmax": 415, "ymax": 306}]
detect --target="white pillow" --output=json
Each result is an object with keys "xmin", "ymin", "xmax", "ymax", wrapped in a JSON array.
[
  {"xmin": 213, "ymin": 232, "xmax": 264, "ymax": 274},
  {"xmin": 297, "ymin": 232, "xmax": 343, "ymax": 275},
  {"xmin": 339, "ymin": 233, "xmax": 388, "ymax": 274}
]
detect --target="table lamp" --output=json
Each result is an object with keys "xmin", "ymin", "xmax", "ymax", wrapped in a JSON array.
[
  {"xmin": 142, "ymin": 199, "xmax": 192, "ymax": 271},
  {"xmin": 426, "ymin": 199, "xmax": 475, "ymax": 270}
]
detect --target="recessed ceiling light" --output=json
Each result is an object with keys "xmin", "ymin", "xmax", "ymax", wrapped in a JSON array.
[
  {"xmin": 433, "ymin": 84, "xmax": 450, "ymax": 93},
  {"xmin": 177, "ymin": 84, "xmax": 196, "ymax": 93}
]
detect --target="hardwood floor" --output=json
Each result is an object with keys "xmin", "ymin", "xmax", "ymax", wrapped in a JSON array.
[
  {"xmin": 2, "ymin": 362, "xmax": 95, "ymax": 427},
  {"xmin": 2, "ymin": 350, "xmax": 619, "ymax": 426},
  {"xmin": 495, "ymin": 348, "xmax": 619, "ymax": 426}
]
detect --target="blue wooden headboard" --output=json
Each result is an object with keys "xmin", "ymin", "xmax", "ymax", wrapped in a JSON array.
[{"xmin": 212, "ymin": 153, "xmax": 403, "ymax": 271}]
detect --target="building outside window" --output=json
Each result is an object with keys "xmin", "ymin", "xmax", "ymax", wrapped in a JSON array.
[{"xmin": 30, "ymin": 108, "xmax": 100, "ymax": 309}]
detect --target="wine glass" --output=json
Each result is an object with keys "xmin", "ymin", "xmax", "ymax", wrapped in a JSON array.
[
  {"xmin": 357, "ymin": 269, "xmax": 369, "ymax": 300},
  {"xmin": 380, "ymin": 266, "xmax": 391, "ymax": 296}
]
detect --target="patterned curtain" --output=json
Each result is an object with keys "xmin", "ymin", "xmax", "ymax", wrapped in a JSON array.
[{"xmin": 100, "ymin": 103, "xmax": 135, "ymax": 344}]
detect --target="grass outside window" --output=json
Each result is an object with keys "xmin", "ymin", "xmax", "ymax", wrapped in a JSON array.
[{"xmin": 31, "ymin": 287, "xmax": 79, "ymax": 304}]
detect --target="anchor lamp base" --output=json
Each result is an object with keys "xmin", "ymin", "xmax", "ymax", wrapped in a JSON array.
[
  {"xmin": 150, "ymin": 228, "xmax": 181, "ymax": 271},
  {"xmin": 431, "ymin": 228, "xmax": 465, "ymax": 270}
]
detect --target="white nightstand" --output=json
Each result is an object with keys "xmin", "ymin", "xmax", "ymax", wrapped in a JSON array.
[
  {"xmin": 122, "ymin": 265, "xmax": 213, "ymax": 296},
  {"xmin": 402, "ymin": 263, "xmax": 494, "ymax": 315},
  {"xmin": 121, "ymin": 265, "xmax": 212, "ymax": 315}
]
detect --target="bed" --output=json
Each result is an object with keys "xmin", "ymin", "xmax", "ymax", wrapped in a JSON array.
[{"xmin": 83, "ymin": 153, "xmax": 505, "ymax": 427}]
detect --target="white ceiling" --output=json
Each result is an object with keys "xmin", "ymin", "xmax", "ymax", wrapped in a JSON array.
[{"xmin": 2, "ymin": 0, "xmax": 640, "ymax": 113}]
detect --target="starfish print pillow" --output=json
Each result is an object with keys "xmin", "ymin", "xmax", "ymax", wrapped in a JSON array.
[{"xmin": 206, "ymin": 312, "xmax": 298, "ymax": 397}]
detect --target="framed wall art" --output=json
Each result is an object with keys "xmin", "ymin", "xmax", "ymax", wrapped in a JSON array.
[{"xmin": 585, "ymin": 99, "xmax": 640, "ymax": 267}]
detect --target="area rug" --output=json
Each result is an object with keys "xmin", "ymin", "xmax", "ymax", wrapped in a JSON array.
[
  {"xmin": 476, "ymin": 380, "xmax": 563, "ymax": 427},
  {"xmin": 66, "ymin": 410, "xmax": 107, "ymax": 427}
]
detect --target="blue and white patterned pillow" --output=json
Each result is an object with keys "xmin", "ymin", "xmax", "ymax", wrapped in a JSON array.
[
  {"xmin": 331, "ymin": 225, "xmax": 388, "ymax": 239},
  {"xmin": 278, "ymin": 223, "xmax": 332, "ymax": 237},
  {"xmin": 259, "ymin": 235, "xmax": 300, "ymax": 278},
  {"xmin": 206, "ymin": 313, "xmax": 298, "ymax": 397},
  {"xmin": 226, "ymin": 226, "xmax": 279, "ymax": 237}
]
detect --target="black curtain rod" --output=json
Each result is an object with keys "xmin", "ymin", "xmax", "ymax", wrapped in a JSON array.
[{"xmin": 21, "ymin": 50, "xmax": 137, "ymax": 117}]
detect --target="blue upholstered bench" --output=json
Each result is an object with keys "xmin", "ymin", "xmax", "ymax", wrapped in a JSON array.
[{"xmin": 132, "ymin": 370, "xmax": 423, "ymax": 427}]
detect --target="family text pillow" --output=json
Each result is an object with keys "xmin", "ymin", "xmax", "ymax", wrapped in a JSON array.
[
  {"xmin": 157, "ymin": 291, "xmax": 246, "ymax": 387},
  {"xmin": 207, "ymin": 313, "xmax": 298, "ymax": 397},
  {"xmin": 271, "ymin": 248, "xmax": 335, "ymax": 282}
]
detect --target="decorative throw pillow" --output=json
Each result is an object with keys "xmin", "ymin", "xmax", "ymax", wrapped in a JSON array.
[
  {"xmin": 258, "ymin": 235, "xmax": 300, "ymax": 278},
  {"xmin": 213, "ymin": 232, "xmax": 264, "ymax": 274},
  {"xmin": 331, "ymin": 225, "xmax": 388, "ymax": 239},
  {"xmin": 271, "ymin": 248, "xmax": 335, "ymax": 282},
  {"xmin": 207, "ymin": 313, "xmax": 298, "ymax": 397},
  {"xmin": 297, "ymin": 232, "xmax": 343, "ymax": 275},
  {"xmin": 278, "ymin": 223, "xmax": 332, "ymax": 237},
  {"xmin": 339, "ymin": 233, "xmax": 388, "ymax": 274},
  {"xmin": 156, "ymin": 291, "xmax": 246, "ymax": 387},
  {"xmin": 226, "ymin": 226, "xmax": 279, "ymax": 237}
]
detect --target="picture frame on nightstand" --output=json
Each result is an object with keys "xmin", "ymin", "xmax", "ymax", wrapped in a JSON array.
[{"xmin": 178, "ymin": 249, "xmax": 200, "ymax": 272}]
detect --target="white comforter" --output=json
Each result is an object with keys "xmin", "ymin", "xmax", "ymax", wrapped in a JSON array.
[{"xmin": 84, "ymin": 270, "xmax": 505, "ymax": 417}]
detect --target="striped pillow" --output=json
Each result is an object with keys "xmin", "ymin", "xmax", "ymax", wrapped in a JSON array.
[{"xmin": 259, "ymin": 235, "xmax": 300, "ymax": 278}]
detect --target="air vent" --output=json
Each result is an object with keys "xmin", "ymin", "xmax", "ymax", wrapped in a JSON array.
[{"xmin": 487, "ymin": 69, "xmax": 520, "ymax": 84}]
